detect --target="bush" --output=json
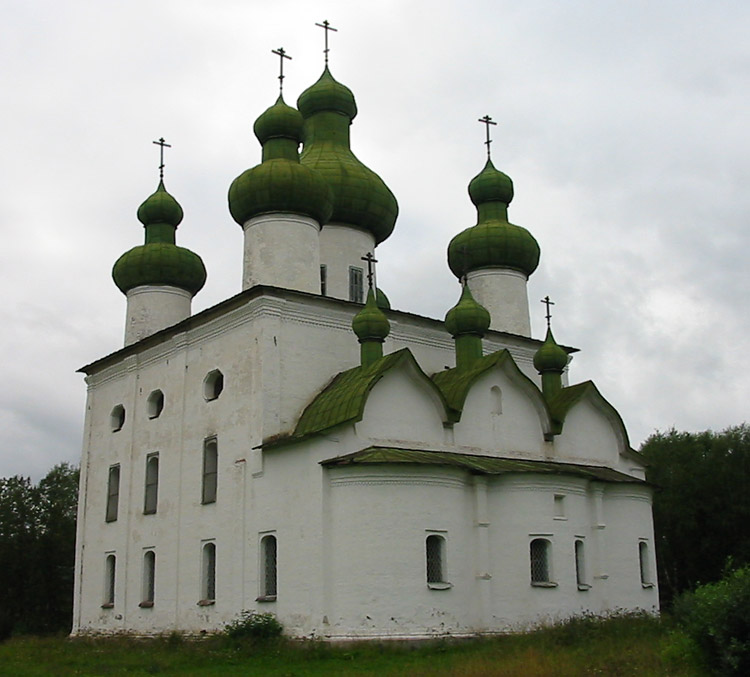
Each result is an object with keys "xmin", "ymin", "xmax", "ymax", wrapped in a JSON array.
[
  {"xmin": 674, "ymin": 565, "xmax": 750, "ymax": 675},
  {"xmin": 224, "ymin": 611, "xmax": 283, "ymax": 640}
]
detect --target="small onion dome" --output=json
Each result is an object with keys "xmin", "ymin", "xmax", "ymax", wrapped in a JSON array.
[
  {"xmin": 113, "ymin": 243, "xmax": 207, "ymax": 296},
  {"xmin": 253, "ymin": 95, "xmax": 304, "ymax": 144},
  {"xmin": 137, "ymin": 180, "xmax": 183, "ymax": 227},
  {"xmin": 533, "ymin": 327, "xmax": 569, "ymax": 373},
  {"xmin": 298, "ymin": 68, "xmax": 398, "ymax": 244},
  {"xmin": 447, "ymin": 159, "xmax": 540, "ymax": 280},
  {"xmin": 445, "ymin": 284, "xmax": 491, "ymax": 337},
  {"xmin": 352, "ymin": 288, "xmax": 390, "ymax": 342},
  {"xmin": 228, "ymin": 96, "xmax": 334, "ymax": 227},
  {"xmin": 297, "ymin": 66, "xmax": 357, "ymax": 120},
  {"xmin": 376, "ymin": 287, "xmax": 391, "ymax": 310}
]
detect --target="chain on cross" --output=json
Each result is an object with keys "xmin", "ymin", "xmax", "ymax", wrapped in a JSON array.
[
  {"xmin": 361, "ymin": 252, "xmax": 377, "ymax": 290},
  {"xmin": 315, "ymin": 19, "xmax": 338, "ymax": 65},
  {"xmin": 152, "ymin": 137, "xmax": 171, "ymax": 180},
  {"xmin": 541, "ymin": 295, "xmax": 555, "ymax": 329},
  {"xmin": 478, "ymin": 115, "xmax": 497, "ymax": 159},
  {"xmin": 271, "ymin": 47, "xmax": 292, "ymax": 94}
]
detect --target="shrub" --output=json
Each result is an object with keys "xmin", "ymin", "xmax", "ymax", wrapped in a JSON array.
[
  {"xmin": 224, "ymin": 611, "xmax": 283, "ymax": 640},
  {"xmin": 674, "ymin": 565, "xmax": 750, "ymax": 675}
]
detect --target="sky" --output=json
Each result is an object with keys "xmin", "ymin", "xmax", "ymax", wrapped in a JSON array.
[{"xmin": 1, "ymin": 0, "xmax": 748, "ymax": 480}]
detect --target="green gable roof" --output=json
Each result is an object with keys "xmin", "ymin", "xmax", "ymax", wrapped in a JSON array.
[{"xmin": 321, "ymin": 446, "xmax": 645, "ymax": 484}]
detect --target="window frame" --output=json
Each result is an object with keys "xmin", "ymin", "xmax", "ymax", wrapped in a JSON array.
[
  {"xmin": 575, "ymin": 538, "xmax": 590, "ymax": 590},
  {"xmin": 530, "ymin": 537, "xmax": 556, "ymax": 587},
  {"xmin": 102, "ymin": 553, "xmax": 116, "ymax": 608},
  {"xmin": 147, "ymin": 389, "xmax": 164, "ymax": 419},
  {"xmin": 110, "ymin": 404, "xmax": 125, "ymax": 432},
  {"xmin": 639, "ymin": 540, "xmax": 654, "ymax": 588},
  {"xmin": 203, "ymin": 370, "xmax": 224, "ymax": 402},
  {"xmin": 425, "ymin": 533, "xmax": 451, "ymax": 589},
  {"xmin": 348, "ymin": 266, "xmax": 364, "ymax": 303},
  {"xmin": 257, "ymin": 534, "xmax": 277, "ymax": 602},
  {"xmin": 143, "ymin": 453, "xmax": 159, "ymax": 515},
  {"xmin": 198, "ymin": 541, "xmax": 216, "ymax": 605},
  {"xmin": 140, "ymin": 550, "xmax": 156, "ymax": 608},
  {"xmin": 320, "ymin": 264, "xmax": 327, "ymax": 296},
  {"xmin": 202, "ymin": 437, "xmax": 218, "ymax": 505},
  {"xmin": 105, "ymin": 464, "xmax": 120, "ymax": 523}
]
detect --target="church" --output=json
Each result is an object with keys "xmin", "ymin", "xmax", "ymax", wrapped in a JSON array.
[{"xmin": 72, "ymin": 34, "xmax": 658, "ymax": 639}]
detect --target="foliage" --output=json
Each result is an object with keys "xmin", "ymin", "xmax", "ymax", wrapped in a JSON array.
[
  {"xmin": 0, "ymin": 463, "xmax": 79, "ymax": 636},
  {"xmin": 640, "ymin": 425, "xmax": 750, "ymax": 606},
  {"xmin": 673, "ymin": 565, "xmax": 750, "ymax": 676},
  {"xmin": 224, "ymin": 610, "xmax": 283, "ymax": 640}
]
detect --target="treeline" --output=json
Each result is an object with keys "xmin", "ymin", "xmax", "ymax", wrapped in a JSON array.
[{"xmin": 0, "ymin": 463, "xmax": 79, "ymax": 636}]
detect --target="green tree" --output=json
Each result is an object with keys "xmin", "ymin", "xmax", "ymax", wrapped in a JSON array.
[{"xmin": 641, "ymin": 425, "xmax": 750, "ymax": 607}]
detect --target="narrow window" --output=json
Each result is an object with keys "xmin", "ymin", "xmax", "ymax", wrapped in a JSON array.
[
  {"xmin": 105, "ymin": 464, "xmax": 120, "ymax": 522},
  {"xmin": 320, "ymin": 265, "xmax": 327, "ymax": 296},
  {"xmin": 491, "ymin": 386, "xmax": 502, "ymax": 415},
  {"xmin": 202, "ymin": 438, "xmax": 218, "ymax": 505},
  {"xmin": 530, "ymin": 538, "xmax": 552, "ymax": 585},
  {"xmin": 140, "ymin": 550, "xmax": 155, "ymax": 607},
  {"xmin": 143, "ymin": 453, "xmax": 159, "ymax": 515},
  {"xmin": 110, "ymin": 405, "xmax": 125, "ymax": 432},
  {"xmin": 348, "ymin": 267, "xmax": 364, "ymax": 303},
  {"xmin": 575, "ymin": 539, "xmax": 589, "ymax": 589},
  {"xmin": 639, "ymin": 541, "xmax": 653, "ymax": 587},
  {"xmin": 147, "ymin": 390, "xmax": 164, "ymax": 419},
  {"xmin": 554, "ymin": 494, "xmax": 566, "ymax": 519},
  {"xmin": 426, "ymin": 534, "xmax": 447, "ymax": 585},
  {"xmin": 259, "ymin": 535, "xmax": 277, "ymax": 600},
  {"xmin": 103, "ymin": 554, "xmax": 116, "ymax": 607},
  {"xmin": 200, "ymin": 542, "xmax": 216, "ymax": 603},
  {"xmin": 203, "ymin": 370, "xmax": 224, "ymax": 401}
]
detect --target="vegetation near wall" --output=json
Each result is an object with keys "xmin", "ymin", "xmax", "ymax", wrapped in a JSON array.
[
  {"xmin": 640, "ymin": 424, "xmax": 750, "ymax": 607},
  {"xmin": 0, "ymin": 463, "xmax": 79, "ymax": 638}
]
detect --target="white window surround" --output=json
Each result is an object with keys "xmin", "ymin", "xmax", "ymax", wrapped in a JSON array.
[
  {"xmin": 102, "ymin": 553, "xmax": 116, "ymax": 608},
  {"xmin": 203, "ymin": 370, "xmax": 224, "ymax": 402},
  {"xmin": 426, "ymin": 533, "xmax": 452, "ymax": 590},
  {"xmin": 639, "ymin": 540, "xmax": 654, "ymax": 588},
  {"xmin": 202, "ymin": 438, "xmax": 218, "ymax": 505},
  {"xmin": 530, "ymin": 537, "xmax": 556, "ymax": 587},
  {"xmin": 553, "ymin": 494, "xmax": 566, "ymax": 520},
  {"xmin": 146, "ymin": 389, "xmax": 164, "ymax": 419},
  {"xmin": 575, "ymin": 538, "xmax": 590, "ymax": 591},
  {"xmin": 198, "ymin": 541, "xmax": 216, "ymax": 605},
  {"xmin": 140, "ymin": 550, "xmax": 156, "ymax": 608},
  {"xmin": 110, "ymin": 404, "xmax": 125, "ymax": 432},
  {"xmin": 143, "ymin": 453, "xmax": 159, "ymax": 515},
  {"xmin": 105, "ymin": 464, "xmax": 120, "ymax": 523},
  {"xmin": 258, "ymin": 533, "xmax": 277, "ymax": 602}
]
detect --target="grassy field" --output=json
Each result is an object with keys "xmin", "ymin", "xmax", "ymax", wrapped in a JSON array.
[{"xmin": 0, "ymin": 614, "xmax": 705, "ymax": 676}]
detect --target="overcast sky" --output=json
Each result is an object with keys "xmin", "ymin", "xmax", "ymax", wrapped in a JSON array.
[{"xmin": 1, "ymin": 0, "xmax": 748, "ymax": 479}]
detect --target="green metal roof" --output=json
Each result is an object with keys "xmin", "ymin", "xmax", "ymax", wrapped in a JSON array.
[
  {"xmin": 294, "ymin": 348, "xmax": 447, "ymax": 438},
  {"xmin": 321, "ymin": 446, "xmax": 645, "ymax": 484}
]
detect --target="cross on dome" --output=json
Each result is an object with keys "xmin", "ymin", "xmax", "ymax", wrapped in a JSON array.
[
  {"xmin": 541, "ymin": 295, "xmax": 555, "ymax": 329},
  {"xmin": 315, "ymin": 19, "xmax": 338, "ymax": 65},
  {"xmin": 361, "ymin": 252, "xmax": 377, "ymax": 290},
  {"xmin": 478, "ymin": 115, "xmax": 497, "ymax": 159},
  {"xmin": 152, "ymin": 137, "xmax": 171, "ymax": 180},
  {"xmin": 271, "ymin": 47, "xmax": 292, "ymax": 94}
]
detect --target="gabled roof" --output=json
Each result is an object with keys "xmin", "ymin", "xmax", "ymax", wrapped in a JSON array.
[
  {"xmin": 321, "ymin": 446, "xmax": 645, "ymax": 484},
  {"xmin": 431, "ymin": 349, "xmax": 549, "ymax": 424},
  {"xmin": 293, "ymin": 348, "xmax": 448, "ymax": 439}
]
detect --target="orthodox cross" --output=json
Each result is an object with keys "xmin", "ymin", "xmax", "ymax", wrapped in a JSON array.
[
  {"xmin": 152, "ymin": 137, "xmax": 171, "ymax": 180},
  {"xmin": 271, "ymin": 47, "xmax": 292, "ymax": 94},
  {"xmin": 541, "ymin": 295, "xmax": 555, "ymax": 329},
  {"xmin": 478, "ymin": 115, "xmax": 497, "ymax": 159},
  {"xmin": 361, "ymin": 252, "xmax": 377, "ymax": 290},
  {"xmin": 315, "ymin": 20, "xmax": 338, "ymax": 65}
]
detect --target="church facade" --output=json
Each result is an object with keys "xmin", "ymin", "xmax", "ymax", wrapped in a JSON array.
[{"xmin": 72, "ymin": 48, "xmax": 658, "ymax": 639}]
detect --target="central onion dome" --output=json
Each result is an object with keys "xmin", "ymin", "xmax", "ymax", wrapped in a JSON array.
[
  {"xmin": 228, "ymin": 95, "xmax": 333, "ymax": 226},
  {"xmin": 297, "ymin": 67, "xmax": 398, "ymax": 244},
  {"xmin": 113, "ymin": 181, "xmax": 207, "ymax": 296},
  {"xmin": 447, "ymin": 158, "xmax": 540, "ymax": 280}
]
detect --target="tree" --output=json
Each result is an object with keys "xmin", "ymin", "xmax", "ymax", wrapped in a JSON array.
[
  {"xmin": 641, "ymin": 425, "xmax": 750, "ymax": 607},
  {"xmin": 0, "ymin": 463, "xmax": 79, "ymax": 636}
]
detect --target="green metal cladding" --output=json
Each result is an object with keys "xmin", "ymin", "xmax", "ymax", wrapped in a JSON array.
[
  {"xmin": 448, "ymin": 158, "xmax": 540, "ymax": 279},
  {"xmin": 352, "ymin": 288, "xmax": 391, "ymax": 342},
  {"xmin": 533, "ymin": 327, "xmax": 569, "ymax": 373},
  {"xmin": 445, "ymin": 284, "xmax": 491, "ymax": 337},
  {"xmin": 297, "ymin": 67, "xmax": 398, "ymax": 244},
  {"xmin": 228, "ymin": 95, "xmax": 334, "ymax": 226}
]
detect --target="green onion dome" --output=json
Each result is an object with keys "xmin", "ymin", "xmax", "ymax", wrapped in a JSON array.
[
  {"xmin": 228, "ymin": 95, "xmax": 334, "ymax": 227},
  {"xmin": 533, "ymin": 327, "xmax": 569, "ymax": 373},
  {"xmin": 445, "ymin": 284, "xmax": 491, "ymax": 337},
  {"xmin": 447, "ymin": 158, "xmax": 540, "ymax": 280},
  {"xmin": 297, "ymin": 67, "xmax": 398, "ymax": 244},
  {"xmin": 375, "ymin": 287, "xmax": 391, "ymax": 310},
  {"xmin": 113, "ymin": 181, "xmax": 207, "ymax": 296},
  {"xmin": 352, "ymin": 287, "xmax": 390, "ymax": 342}
]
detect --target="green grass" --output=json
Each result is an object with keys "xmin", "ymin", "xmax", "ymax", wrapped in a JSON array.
[{"xmin": 0, "ymin": 614, "xmax": 705, "ymax": 676}]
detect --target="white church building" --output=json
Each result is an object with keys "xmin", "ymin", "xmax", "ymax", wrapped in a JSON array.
[{"xmin": 72, "ymin": 46, "xmax": 658, "ymax": 639}]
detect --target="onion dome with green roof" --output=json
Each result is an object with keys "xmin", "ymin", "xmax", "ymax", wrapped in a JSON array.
[
  {"xmin": 533, "ymin": 327, "xmax": 569, "ymax": 374},
  {"xmin": 297, "ymin": 67, "xmax": 398, "ymax": 244},
  {"xmin": 448, "ymin": 158, "xmax": 540, "ymax": 280},
  {"xmin": 113, "ymin": 180, "xmax": 207, "ymax": 296},
  {"xmin": 352, "ymin": 287, "xmax": 391, "ymax": 367},
  {"xmin": 445, "ymin": 284, "xmax": 491, "ymax": 338},
  {"xmin": 228, "ymin": 95, "xmax": 334, "ymax": 226}
]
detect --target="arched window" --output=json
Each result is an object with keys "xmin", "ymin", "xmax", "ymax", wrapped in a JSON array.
[
  {"xmin": 147, "ymin": 390, "xmax": 164, "ymax": 419},
  {"xmin": 203, "ymin": 370, "xmax": 224, "ymax": 401},
  {"xmin": 143, "ymin": 454, "xmax": 159, "ymax": 514},
  {"xmin": 105, "ymin": 464, "xmax": 120, "ymax": 522},
  {"xmin": 530, "ymin": 538, "xmax": 553, "ymax": 585},
  {"xmin": 202, "ymin": 438, "xmax": 218, "ymax": 504},
  {"xmin": 426, "ymin": 534, "xmax": 448, "ymax": 586},
  {"xmin": 103, "ymin": 554, "xmax": 116, "ymax": 607},
  {"xmin": 140, "ymin": 550, "xmax": 155, "ymax": 607},
  {"xmin": 639, "ymin": 541, "xmax": 653, "ymax": 587},
  {"xmin": 491, "ymin": 386, "xmax": 503, "ymax": 415},
  {"xmin": 575, "ymin": 539, "xmax": 588, "ymax": 589},
  {"xmin": 201, "ymin": 542, "xmax": 216, "ymax": 603},
  {"xmin": 259, "ymin": 535, "xmax": 277, "ymax": 600},
  {"xmin": 110, "ymin": 405, "xmax": 125, "ymax": 432}
]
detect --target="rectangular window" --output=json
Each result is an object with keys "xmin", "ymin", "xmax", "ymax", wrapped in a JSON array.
[
  {"xmin": 202, "ymin": 438, "xmax": 218, "ymax": 504},
  {"xmin": 103, "ymin": 554, "xmax": 116, "ymax": 607},
  {"xmin": 144, "ymin": 453, "xmax": 159, "ymax": 515},
  {"xmin": 554, "ymin": 494, "xmax": 566, "ymax": 519},
  {"xmin": 530, "ymin": 538, "xmax": 552, "ymax": 585},
  {"xmin": 575, "ymin": 539, "xmax": 590, "ymax": 590},
  {"xmin": 200, "ymin": 542, "xmax": 216, "ymax": 603},
  {"xmin": 426, "ymin": 535, "xmax": 445, "ymax": 584},
  {"xmin": 639, "ymin": 541, "xmax": 654, "ymax": 587},
  {"xmin": 140, "ymin": 550, "xmax": 155, "ymax": 607},
  {"xmin": 259, "ymin": 534, "xmax": 277, "ymax": 600},
  {"xmin": 105, "ymin": 464, "xmax": 120, "ymax": 522},
  {"xmin": 320, "ymin": 265, "xmax": 327, "ymax": 296},
  {"xmin": 348, "ymin": 267, "xmax": 364, "ymax": 303}
]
